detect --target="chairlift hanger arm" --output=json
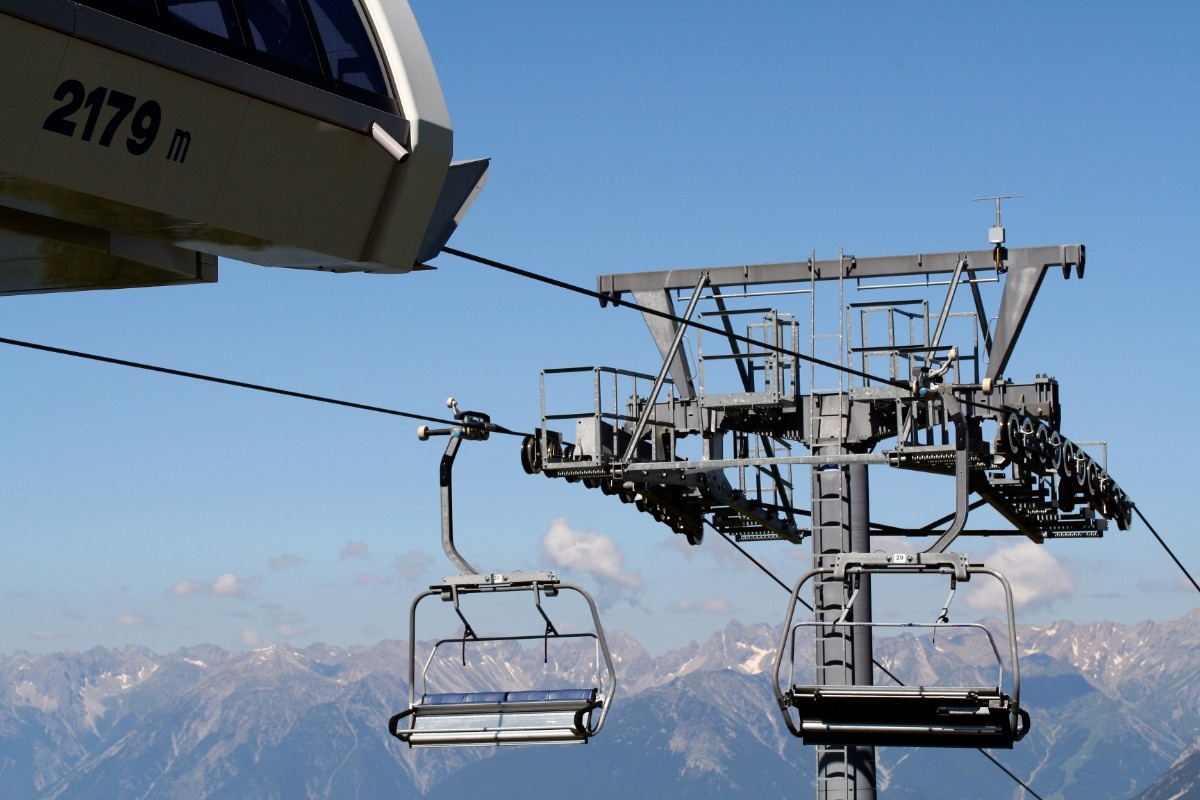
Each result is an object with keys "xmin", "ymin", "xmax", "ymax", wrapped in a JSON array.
[
  {"xmin": 416, "ymin": 397, "xmax": 497, "ymax": 576},
  {"xmin": 431, "ymin": 432, "xmax": 475, "ymax": 575},
  {"xmin": 923, "ymin": 387, "xmax": 973, "ymax": 554}
]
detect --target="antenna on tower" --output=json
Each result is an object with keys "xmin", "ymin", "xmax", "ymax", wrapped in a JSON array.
[{"xmin": 973, "ymin": 195, "xmax": 1022, "ymax": 269}]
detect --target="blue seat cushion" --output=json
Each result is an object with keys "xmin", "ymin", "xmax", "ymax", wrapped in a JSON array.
[
  {"xmin": 422, "ymin": 691, "xmax": 506, "ymax": 705},
  {"xmin": 421, "ymin": 688, "xmax": 595, "ymax": 706},
  {"xmin": 505, "ymin": 688, "xmax": 595, "ymax": 703}
]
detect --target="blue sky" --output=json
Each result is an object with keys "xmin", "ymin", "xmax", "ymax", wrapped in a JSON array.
[{"xmin": 2, "ymin": 1, "xmax": 1198, "ymax": 655}]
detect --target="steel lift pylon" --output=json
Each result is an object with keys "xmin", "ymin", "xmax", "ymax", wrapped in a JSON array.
[{"xmin": 523, "ymin": 208, "xmax": 1132, "ymax": 799}]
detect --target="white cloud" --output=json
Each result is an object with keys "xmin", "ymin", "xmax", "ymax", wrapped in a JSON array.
[
  {"xmin": 394, "ymin": 549, "xmax": 434, "ymax": 581},
  {"xmin": 169, "ymin": 579, "xmax": 204, "ymax": 597},
  {"xmin": 868, "ymin": 536, "xmax": 918, "ymax": 555},
  {"xmin": 268, "ymin": 553, "xmax": 305, "ymax": 571},
  {"xmin": 539, "ymin": 518, "xmax": 642, "ymax": 606},
  {"xmin": 659, "ymin": 536, "xmax": 702, "ymax": 560},
  {"xmin": 238, "ymin": 628, "xmax": 266, "ymax": 647},
  {"xmin": 169, "ymin": 573, "xmax": 260, "ymax": 600},
  {"xmin": 965, "ymin": 540, "xmax": 1076, "ymax": 613},
  {"xmin": 30, "ymin": 629, "xmax": 62, "ymax": 640},
  {"xmin": 339, "ymin": 540, "xmax": 370, "ymax": 561},
  {"xmin": 114, "ymin": 614, "xmax": 151, "ymax": 628},
  {"xmin": 671, "ymin": 596, "xmax": 738, "ymax": 615},
  {"xmin": 781, "ymin": 546, "xmax": 814, "ymax": 564},
  {"xmin": 274, "ymin": 623, "xmax": 310, "ymax": 639},
  {"xmin": 354, "ymin": 573, "xmax": 383, "ymax": 587},
  {"xmin": 1136, "ymin": 577, "xmax": 1193, "ymax": 594},
  {"xmin": 659, "ymin": 534, "xmax": 785, "ymax": 574},
  {"xmin": 273, "ymin": 615, "xmax": 313, "ymax": 640},
  {"xmin": 211, "ymin": 573, "xmax": 254, "ymax": 597}
]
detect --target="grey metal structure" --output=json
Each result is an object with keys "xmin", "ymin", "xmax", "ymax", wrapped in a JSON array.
[
  {"xmin": 390, "ymin": 400, "xmax": 616, "ymax": 748},
  {"xmin": 523, "ymin": 216, "xmax": 1132, "ymax": 798}
]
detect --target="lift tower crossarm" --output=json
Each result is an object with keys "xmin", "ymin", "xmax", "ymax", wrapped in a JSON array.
[
  {"xmin": 596, "ymin": 245, "xmax": 1083, "ymax": 294},
  {"xmin": 983, "ymin": 245, "xmax": 1085, "ymax": 393},
  {"xmin": 597, "ymin": 244, "xmax": 1084, "ymax": 398}
]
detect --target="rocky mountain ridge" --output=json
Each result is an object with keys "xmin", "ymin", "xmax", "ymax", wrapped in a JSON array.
[{"xmin": 3, "ymin": 612, "xmax": 1199, "ymax": 798}]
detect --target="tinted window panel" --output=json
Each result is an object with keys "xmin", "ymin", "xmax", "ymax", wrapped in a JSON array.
[
  {"xmin": 242, "ymin": 0, "xmax": 321, "ymax": 74},
  {"xmin": 75, "ymin": 0, "xmax": 396, "ymax": 112},
  {"xmin": 166, "ymin": 0, "xmax": 238, "ymax": 40},
  {"xmin": 79, "ymin": 0, "xmax": 161, "ymax": 17},
  {"xmin": 309, "ymin": 0, "xmax": 389, "ymax": 96}
]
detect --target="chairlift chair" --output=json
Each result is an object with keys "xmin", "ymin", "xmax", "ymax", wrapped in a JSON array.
[
  {"xmin": 388, "ymin": 399, "xmax": 617, "ymax": 747},
  {"xmin": 389, "ymin": 571, "xmax": 615, "ymax": 747},
  {"xmin": 772, "ymin": 551, "xmax": 1030, "ymax": 749}
]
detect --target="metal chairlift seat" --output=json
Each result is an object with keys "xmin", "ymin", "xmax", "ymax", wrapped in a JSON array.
[
  {"xmin": 390, "ymin": 687, "xmax": 602, "ymax": 747},
  {"xmin": 773, "ymin": 552, "xmax": 1030, "ymax": 749},
  {"xmin": 786, "ymin": 669, "xmax": 1023, "ymax": 749},
  {"xmin": 389, "ymin": 572, "xmax": 615, "ymax": 747}
]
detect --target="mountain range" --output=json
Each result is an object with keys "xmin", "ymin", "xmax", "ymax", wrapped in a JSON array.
[{"xmin": 4, "ymin": 612, "xmax": 1200, "ymax": 799}]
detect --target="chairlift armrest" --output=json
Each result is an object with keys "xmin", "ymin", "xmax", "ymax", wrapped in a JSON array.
[
  {"xmin": 1016, "ymin": 707, "xmax": 1031, "ymax": 740},
  {"xmin": 388, "ymin": 707, "xmax": 417, "ymax": 740},
  {"xmin": 574, "ymin": 698, "xmax": 603, "ymax": 734}
]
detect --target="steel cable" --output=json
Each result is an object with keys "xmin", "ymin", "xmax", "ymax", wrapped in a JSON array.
[
  {"xmin": 0, "ymin": 335, "xmax": 490, "ymax": 431},
  {"xmin": 442, "ymin": 247, "xmax": 909, "ymax": 390},
  {"xmin": 1134, "ymin": 505, "xmax": 1200, "ymax": 594}
]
